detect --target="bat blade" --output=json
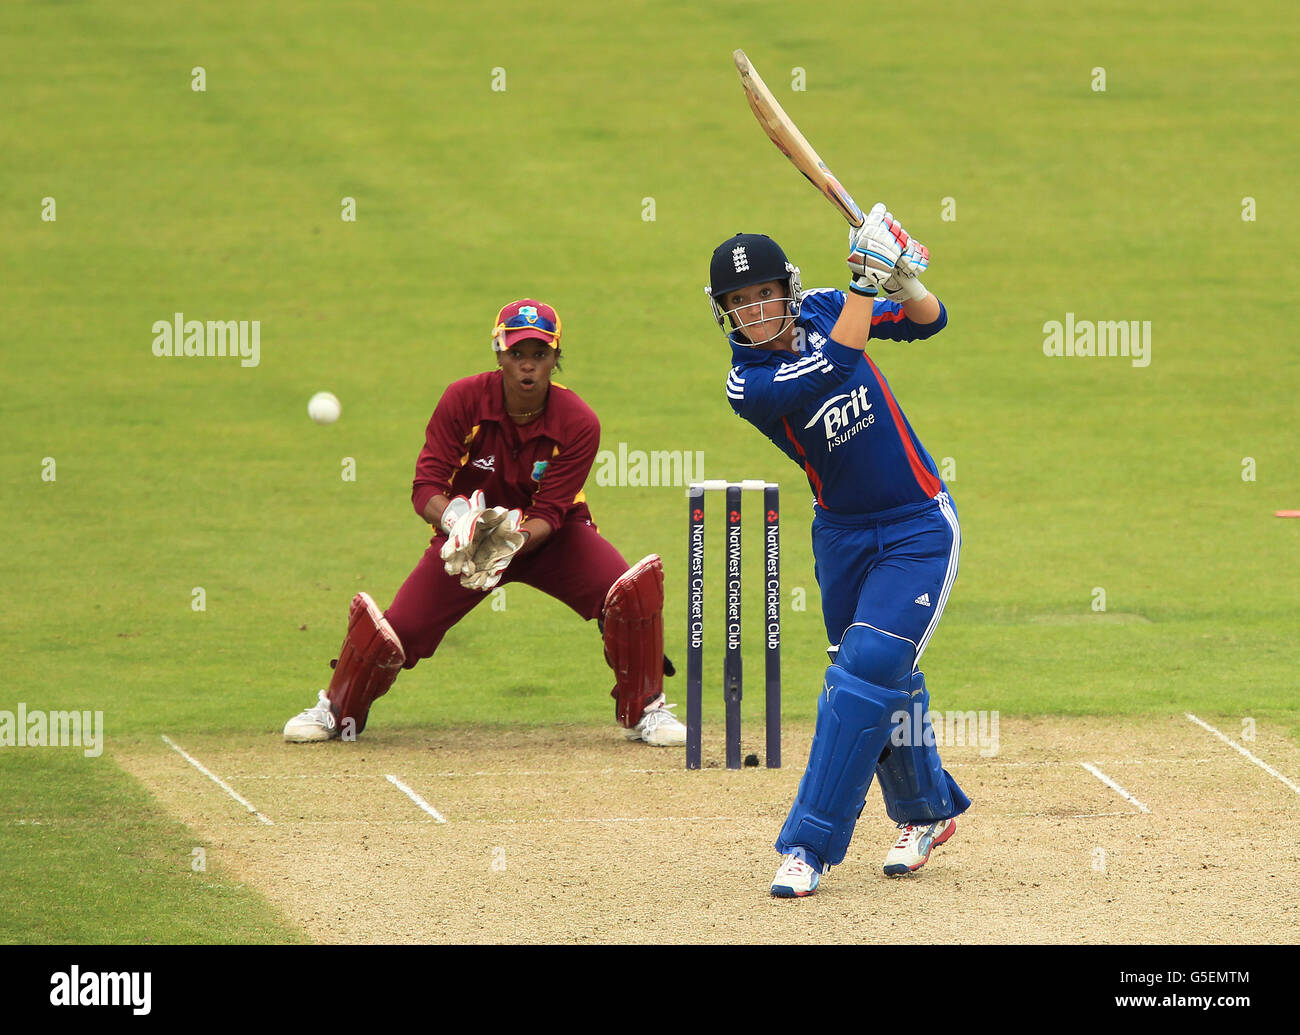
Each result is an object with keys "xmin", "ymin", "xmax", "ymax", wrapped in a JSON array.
[{"xmin": 733, "ymin": 49, "xmax": 865, "ymax": 228}]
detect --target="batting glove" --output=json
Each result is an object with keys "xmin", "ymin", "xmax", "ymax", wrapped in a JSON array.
[
  {"xmin": 847, "ymin": 203, "xmax": 908, "ymax": 297},
  {"xmin": 882, "ymin": 238, "xmax": 930, "ymax": 302}
]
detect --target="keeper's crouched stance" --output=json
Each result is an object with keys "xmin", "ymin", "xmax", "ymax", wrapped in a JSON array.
[{"xmin": 282, "ymin": 300, "xmax": 685, "ymax": 748}]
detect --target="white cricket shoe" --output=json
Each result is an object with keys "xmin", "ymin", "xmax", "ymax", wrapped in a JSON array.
[
  {"xmin": 883, "ymin": 818, "xmax": 956, "ymax": 876},
  {"xmin": 283, "ymin": 690, "xmax": 340, "ymax": 743},
  {"xmin": 624, "ymin": 694, "xmax": 687, "ymax": 746},
  {"xmin": 771, "ymin": 849, "xmax": 822, "ymax": 898}
]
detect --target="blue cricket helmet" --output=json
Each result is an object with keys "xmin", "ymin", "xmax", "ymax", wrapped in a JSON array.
[{"xmin": 705, "ymin": 233, "xmax": 803, "ymax": 330}]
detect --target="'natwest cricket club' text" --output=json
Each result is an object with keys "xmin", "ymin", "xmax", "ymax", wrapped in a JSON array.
[
  {"xmin": 765, "ymin": 518, "xmax": 780, "ymax": 651},
  {"xmin": 725, "ymin": 520, "xmax": 741, "ymax": 650},
  {"xmin": 687, "ymin": 520, "xmax": 705, "ymax": 650}
]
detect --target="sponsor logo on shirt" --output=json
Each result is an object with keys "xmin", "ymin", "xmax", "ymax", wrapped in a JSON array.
[
  {"xmin": 803, "ymin": 385, "xmax": 875, "ymax": 451},
  {"xmin": 472, "ymin": 455, "xmax": 496, "ymax": 472}
]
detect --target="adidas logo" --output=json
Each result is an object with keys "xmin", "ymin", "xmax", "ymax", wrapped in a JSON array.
[{"xmin": 914, "ymin": 593, "xmax": 931, "ymax": 607}]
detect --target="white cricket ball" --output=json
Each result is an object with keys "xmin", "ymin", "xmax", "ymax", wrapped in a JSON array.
[{"xmin": 308, "ymin": 391, "xmax": 341, "ymax": 424}]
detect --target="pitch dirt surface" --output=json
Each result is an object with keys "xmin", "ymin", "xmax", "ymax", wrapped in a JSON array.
[{"xmin": 116, "ymin": 715, "xmax": 1300, "ymax": 944}]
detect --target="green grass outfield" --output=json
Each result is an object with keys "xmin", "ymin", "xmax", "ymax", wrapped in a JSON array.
[{"xmin": 1, "ymin": 0, "xmax": 1295, "ymax": 943}]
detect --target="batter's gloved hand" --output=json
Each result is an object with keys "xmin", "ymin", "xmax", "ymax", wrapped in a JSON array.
[
  {"xmin": 460, "ymin": 509, "xmax": 527, "ymax": 592},
  {"xmin": 882, "ymin": 238, "xmax": 930, "ymax": 302},
  {"xmin": 440, "ymin": 490, "xmax": 490, "ymax": 576},
  {"xmin": 846, "ymin": 203, "xmax": 909, "ymax": 297}
]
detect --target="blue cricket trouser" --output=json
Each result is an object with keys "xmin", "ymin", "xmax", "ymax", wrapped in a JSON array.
[
  {"xmin": 774, "ymin": 492, "xmax": 969, "ymax": 867},
  {"xmin": 815, "ymin": 492, "xmax": 960, "ymax": 666}
]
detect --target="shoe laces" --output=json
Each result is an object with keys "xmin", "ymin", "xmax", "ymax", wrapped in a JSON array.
[
  {"xmin": 781, "ymin": 854, "xmax": 814, "ymax": 875},
  {"xmin": 640, "ymin": 697, "xmax": 679, "ymax": 727},
  {"xmin": 893, "ymin": 824, "xmax": 921, "ymax": 848},
  {"xmin": 310, "ymin": 690, "xmax": 336, "ymax": 729}
]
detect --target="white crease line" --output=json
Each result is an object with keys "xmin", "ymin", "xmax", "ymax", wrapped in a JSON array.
[
  {"xmin": 1073, "ymin": 758, "xmax": 1220, "ymax": 767},
  {"xmin": 1080, "ymin": 763, "xmax": 1150, "ymax": 814},
  {"xmin": 385, "ymin": 774, "xmax": 447, "ymax": 824},
  {"xmin": 226, "ymin": 758, "xmax": 1224, "ymax": 781},
  {"xmin": 489, "ymin": 815, "xmax": 743, "ymax": 825},
  {"xmin": 1186, "ymin": 714, "xmax": 1300, "ymax": 795},
  {"xmin": 288, "ymin": 815, "xmax": 755, "ymax": 827},
  {"xmin": 161, "ymin": 735, "xmax": 273, "ymax": 825},
  {"xmin": 291, "ymin": 820, "xmax": 448, "ymax": 827},
  {"xmin": 1006, "ymin": 810, "xmax": 1135, "ymax": 819},
  {"xmin": 948, "ymin": 758, "xmax": 1218, "ymax": 769},
  {"xmin": 243, "ymin": 811, "xmax": 1176, "ymax": 828},
  {"xmin": 232, "ymin": 768, "xmax": 672, "ymax": 780}
]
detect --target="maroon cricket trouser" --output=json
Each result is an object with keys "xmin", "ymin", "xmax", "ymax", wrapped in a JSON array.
[{"xmin": 384, "ymin": 519, "xmax": 630, "ymax": 667}]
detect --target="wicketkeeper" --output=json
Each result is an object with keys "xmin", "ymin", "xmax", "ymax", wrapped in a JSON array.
[
  {"xmin": 283, "ymin": 299, "xmax": 686, "ymax": 748},
  {"xmin": 705, "ymin": 207, "xmax": 971, "ymax": 896}
]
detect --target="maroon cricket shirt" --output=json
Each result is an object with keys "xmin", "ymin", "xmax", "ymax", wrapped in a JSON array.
[{"xmin": 410, "ymin": 371, "xmax": 599, "ymax": 532}]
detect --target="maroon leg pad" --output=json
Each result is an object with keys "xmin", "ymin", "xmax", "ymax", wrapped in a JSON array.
[
  {"xmin": 326, "ymin": 592, "xmax": 406, "ymax": 736},
  {"xmin": 602, "ymin": 555, "xmax": 665, "ymax": 728}
]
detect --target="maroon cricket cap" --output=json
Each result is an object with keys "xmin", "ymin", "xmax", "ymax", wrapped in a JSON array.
[{"xmin": 491, "ymin": 299, "xmax": 562, "ymax": 352}]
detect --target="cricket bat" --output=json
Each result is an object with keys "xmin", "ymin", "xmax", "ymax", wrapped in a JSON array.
[{"xmin": 733, "ymin": 49, "xmax": 865, "ymax": 229}]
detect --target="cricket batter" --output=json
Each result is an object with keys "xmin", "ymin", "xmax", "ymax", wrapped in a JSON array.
[
  {"xmin": 705, "ymin": 206, "xmax": 970, "ymax": 896},
  {"xmin": 282, "ymin": 300, "xmax": 686, "ymax": 748}
]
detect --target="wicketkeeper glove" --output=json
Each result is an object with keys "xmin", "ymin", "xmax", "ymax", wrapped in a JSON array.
[
  {"xmin": 459, "ymin": 509, "xmax": 527, "ymax": 591},
  {"xmin": 440, "ymin": 490, "xmax": 486, "ymax": 536},
  {"xmin": 440, "ymin": 490, "xmax": 490, "ymax": 576}
]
